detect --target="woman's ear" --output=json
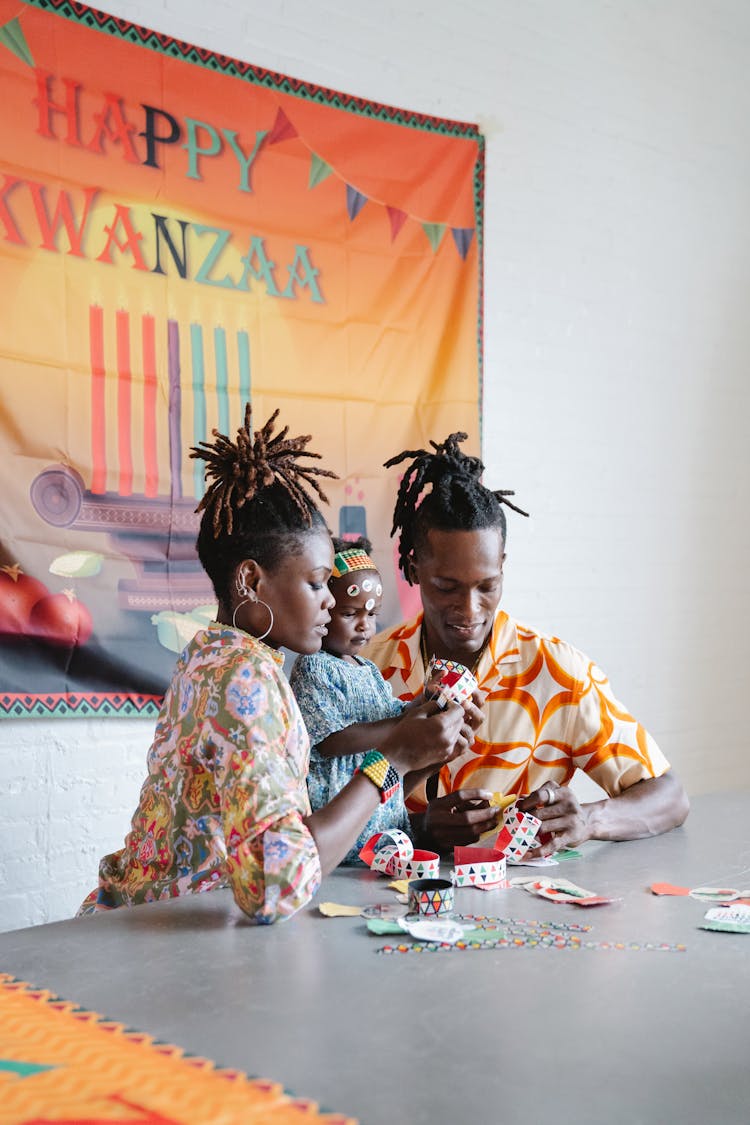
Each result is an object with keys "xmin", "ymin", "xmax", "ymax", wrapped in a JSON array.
[
  {"xmin": 407, "ymin": 557, "xmax": 419, "ymax": 585},
  {"xmin": 236, "ymin": 559, "xmax": 261, "ymax": 597}
]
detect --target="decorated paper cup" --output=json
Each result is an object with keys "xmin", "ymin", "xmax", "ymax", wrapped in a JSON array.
[
  {"xmin": 425, "ymin": 657, "xmax": 477, "ymax": 709},
  {"xmin": 407, "ymin": 877, "xmax": 455, "ymax": 918}
]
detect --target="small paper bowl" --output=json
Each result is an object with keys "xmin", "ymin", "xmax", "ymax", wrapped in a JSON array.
[{"xmin": 407, "ymin": 877, "xmax": 455, "ymax": 918}]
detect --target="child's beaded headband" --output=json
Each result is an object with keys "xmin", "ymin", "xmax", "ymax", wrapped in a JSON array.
[
  {"xmin": 331, "ymin": 548, "xmax": 382, "ymax": 605},
  {"xmin": 331, "ymin": 548, "xmax": 376, "ymax": 578}
]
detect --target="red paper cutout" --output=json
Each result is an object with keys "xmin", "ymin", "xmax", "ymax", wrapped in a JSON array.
[{"xmin": 650, "ymin": 883, "xmax": 690, "ymax": 896}]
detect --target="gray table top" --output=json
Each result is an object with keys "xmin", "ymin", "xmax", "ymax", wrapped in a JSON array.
[{"xmin": 1, "ymin": 791, "xmax": 748, "ymax": 1125}]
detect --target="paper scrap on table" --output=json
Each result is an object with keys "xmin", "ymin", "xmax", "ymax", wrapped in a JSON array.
[
  {"xmin": 507, "ymin": 855, "xmax": 559, "ymax": 867},
  {"xmin": 701, "ymin": 904, "xmax": 750, "ymax": 934},
  {"xmin": 509, "ymin": 847, "xmax": 583, "ymax": 866},
  {"xmin": 650, "ymin": 883, "xmax": 750, "ymax": 902},
  {"xmin": 511, "ymin": 876, "xmax": 618, "ymax": 907},
  {"xmin": 318, "ymin": 902, "xmax": 364, "ymax": 917},
  {"xmin": 690, "ymin": 887, "xmax": 746, "ymax": 903},
  {"xmin": 650, "ymin": 883, "xmax": 690, "ymax": 896},
  {"xmin": 387, "ymin": 879, "xmax": 410, "ymax": 894},
  {"xmin": 319, "ymin": 901, "xmax": 409, "ymax": 919},
  {"xmin": 398, "ymin": 916, "xmax": 466, "ymax": 944},
  {"xmin": 366, "ymin": 917, "xmax": 495, "ymax": 943}
]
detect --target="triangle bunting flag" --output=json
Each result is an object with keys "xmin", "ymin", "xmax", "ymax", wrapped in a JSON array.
[
  {"xmin": 422, "ymin": 222, "xmax": 446, "ymax": 253},
  {"xmin": 0, "ymin": 17, "xmax": 34, "ymax": 66},
  {"xmin": 451, "ymin": 227, "xmax": 475, "ymax": 259},
  {"xmin": 309, "ymin": 152, "xmax": 333, "ymax": 189},
  {"xmin": 346, "ymin": 184, "xmax": 368, "ymax": 221},
  {"xmin": 386, "ymin": 206, "xmax": 407, "ymax": 242},
  {"xmin": 267, "ymin": 107, "xmax": 298, "ymax": 145}
]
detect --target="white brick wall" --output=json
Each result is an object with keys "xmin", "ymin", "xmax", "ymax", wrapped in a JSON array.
[{"xmin": 1, "ymin": 0, "xmax": 749, "ymax": 932}]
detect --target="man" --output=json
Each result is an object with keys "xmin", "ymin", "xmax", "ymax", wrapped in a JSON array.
[{"xmin": 364, "ymin": 431, "xmax": 689, "ymax": 852}]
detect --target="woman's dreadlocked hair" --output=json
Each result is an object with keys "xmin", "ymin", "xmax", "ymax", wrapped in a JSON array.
[
  {"xmin": 191, "ymin": 403, "xmax": 337, "ymax": 607},
  {"xmin": 385, "ymin": 431, "xmax": 528, "ymax": 585}
]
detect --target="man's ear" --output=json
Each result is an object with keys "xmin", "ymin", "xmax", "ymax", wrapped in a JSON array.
[{"xmin": 407, "ymin": 556, "xmax": 419, "ymax": 586}]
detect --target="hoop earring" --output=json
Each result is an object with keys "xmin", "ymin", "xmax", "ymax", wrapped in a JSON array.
[
  {"xmin": 232, "ymin": 595, "xmax": 274, "ymax": 642},
  {"xmin": 252, "ymin": 598, "xmax": 274, "ymax": 642}
]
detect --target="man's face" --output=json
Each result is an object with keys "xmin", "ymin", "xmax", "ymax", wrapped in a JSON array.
[{"xmin": 411, "ymin": 527, "xmax": 505, "ymax": 664}]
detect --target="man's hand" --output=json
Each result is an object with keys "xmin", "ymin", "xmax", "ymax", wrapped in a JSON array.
[
  {"xmin": 461, "ymin": 688, "xmax": 484, "ymax": 734},
  {"xmin": 517, "ymin": 773, "xmax": 690, "ymax": 854},
  {"xmin": 415, "ymin": 789, "xmax": 501, "ymax": 849},
  {"xmin": 517, "ymin": 782, "xmax": 592, "ymax": 856}
]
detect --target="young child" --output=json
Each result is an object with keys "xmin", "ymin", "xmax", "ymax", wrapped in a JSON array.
[
  {"xmin": 290, "ymin": 537, "xmax": 421, "ymax": 864},
  {"xmin": 78, "ymin": 407, "xmax": 469, "ymax": 924}
]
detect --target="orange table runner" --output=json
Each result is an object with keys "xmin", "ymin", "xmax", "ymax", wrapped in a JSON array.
[{"xmin": 0, "ymin": 973, "xmax": 355, "ymax": 1124}]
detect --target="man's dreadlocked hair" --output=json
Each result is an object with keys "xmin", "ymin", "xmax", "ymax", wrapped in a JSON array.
[
  {"xmin": 385, "ymin": 431, "xmax": 528, "ymax": 586},
  {"xmin": 191, "ymin": 403, "xmax": 337, "ymax": 607}
]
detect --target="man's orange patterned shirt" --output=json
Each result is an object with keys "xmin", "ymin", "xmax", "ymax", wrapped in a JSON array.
[{"xmin": 364, "ymin": 610, "xmax": 670, "ymax": 812}]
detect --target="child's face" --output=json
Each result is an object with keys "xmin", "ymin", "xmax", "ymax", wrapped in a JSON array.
[{"xmin": 324, "ymin": 569, "xmax": 382, "ymax": 658}]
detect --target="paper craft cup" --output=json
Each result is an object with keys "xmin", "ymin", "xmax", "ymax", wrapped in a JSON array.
[
  {"xmin": 425, "ymin": 657, "xmax": 477, "ymax": 709},
  {"xmin": 407, "ymin": 878, "xmax": 455, "ymax": 918}
]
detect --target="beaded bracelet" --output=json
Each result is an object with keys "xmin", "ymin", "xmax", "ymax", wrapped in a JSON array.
[{"xmin": 358, "ymin": 750, "xmax": 400, "ymax": 804}]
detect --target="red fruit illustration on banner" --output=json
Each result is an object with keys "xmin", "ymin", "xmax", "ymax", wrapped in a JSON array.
[
  {"xmin": 28, "ymin": 589, "xmax": 94, "ymax": 647},
  {"xmin": 0, "ymin": 564, "xmax": 49, "ymax": 636}
]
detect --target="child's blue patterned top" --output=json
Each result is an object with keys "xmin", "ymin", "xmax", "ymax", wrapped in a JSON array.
[{"xmin": 290, "ymin": 650, "xmax": 412, "ymax": 864}]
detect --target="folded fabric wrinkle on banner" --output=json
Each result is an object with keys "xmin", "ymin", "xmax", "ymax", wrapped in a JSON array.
[{"xmin": 359, "ymin": 829, "xmax": 440, "ymax": 880}]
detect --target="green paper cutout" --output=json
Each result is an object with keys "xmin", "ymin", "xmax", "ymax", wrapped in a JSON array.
[{"xmin": 0, "ymin": 17, "xmax": 34, "ymax": 67}]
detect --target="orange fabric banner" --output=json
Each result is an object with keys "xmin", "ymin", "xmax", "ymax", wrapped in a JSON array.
[
  {"xmin": 0, "ymin": 974, "xmax": 356, "ymax": 1123},
  {"xmin": 0, "ymin": 0, "xmax": 483, "ymax": 717}
]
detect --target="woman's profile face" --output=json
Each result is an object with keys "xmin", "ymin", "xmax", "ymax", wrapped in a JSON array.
[
  {"xmin": 250, "ymin": 529, "xmax": 335, "ymax": 654},
  {"xmin": 411, "ymin": 526, "xmax": 505, "ymax": 664}
]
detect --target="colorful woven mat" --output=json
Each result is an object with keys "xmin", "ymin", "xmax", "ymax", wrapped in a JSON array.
[{"xmin": 0, "ymin": 973, "xmax": 355, "ymax": 1125}]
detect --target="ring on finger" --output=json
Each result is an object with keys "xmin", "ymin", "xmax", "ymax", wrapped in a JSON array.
[{"xmin": 544, "ymin": 786, "xmax": 556, "ymax": 807}]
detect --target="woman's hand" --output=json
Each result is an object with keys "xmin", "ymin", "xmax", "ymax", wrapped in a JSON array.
[{"xmin": 383, "ymin": 699, "xmax": 466, "ymax": 776}]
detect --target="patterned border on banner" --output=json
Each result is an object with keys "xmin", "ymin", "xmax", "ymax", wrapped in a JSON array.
[
  {"xmin": 27, "ymin": 0, "xmax": 478, "ymax": 132},
  {"xmin": 0, "ymin": 692, "xmax": 162, "ymax": 718},
  {"xmin": 0, "ymin": 973, "xmax": 356, "ymax": 1123}
]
